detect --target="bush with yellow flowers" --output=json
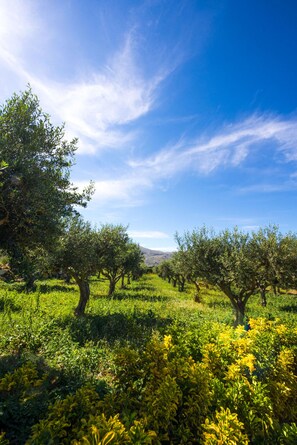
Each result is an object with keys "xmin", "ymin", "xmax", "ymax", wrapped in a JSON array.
[
  {"xmin": 199, "ymin": 318, "xmax": 297, "ymax": 444},
  {"xmin": 102, "ymin": 333, "xmax": 211, "ymax": 444}
]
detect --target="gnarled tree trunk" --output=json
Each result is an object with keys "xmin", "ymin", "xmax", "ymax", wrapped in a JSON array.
[
  {"xmin": 108, "ymin": 278, "xmax": 116, "ymax": 297},
  {"xmin": 74, "ymin": 278, "xmax": 90, "ymax": 316},
  {"xmin": 232, "ymin": 299, "xmax": 246, "ymax": 327},
  {"xmin": 193, "ymin": 280, "xmax": 201, "ymax": 303}
]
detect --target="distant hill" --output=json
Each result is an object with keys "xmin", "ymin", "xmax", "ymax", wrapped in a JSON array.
[{"xmin": 140, "ymin": 246, "xmax": 173, "ymax": 267}]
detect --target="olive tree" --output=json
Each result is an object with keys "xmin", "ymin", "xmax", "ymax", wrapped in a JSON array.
[
  {"xmin": 157, "ymin": 260, "xmax": 174, "ymax": 283},
  {"xmin": 55, "ymin": 218, "xmax": 98, "ymax": 316},
  {"xmin": 171, "ymin": 249, "xmax": 205, "ymax": 300},
  {"xmin": 176, "ymin": 227, "xmax": 258, "ymax": 326},
  {"xmin": 250, "ymin": 226, "xmax": 283, "ymax": 306},
  {"xmin": 0, "ymin": 89, "xmax": 92, "ymax": 282},
  {"xmin": 276, "ymin": 232, "xmax": 297, "ymax": 292},
  {"xmin": 96, "ymin": 225, "xmax": 131, "ymax": 297},
  {"xmin": 250, "ymin": 226, "xmax": 297, "ymax": 306},
  {"xmin": 120, "ymin": 242, "xmax": 144, "ymax": 287}
]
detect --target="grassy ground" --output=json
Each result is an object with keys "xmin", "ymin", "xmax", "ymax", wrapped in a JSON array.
[{"xmin": 0, "ymin": 274, "xmax": 297, "ymax": 444}]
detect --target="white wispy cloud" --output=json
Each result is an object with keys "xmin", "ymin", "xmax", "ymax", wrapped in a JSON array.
[
  {"xmin": 74, "ymin": 113, "xmax": 297, "ymax": 208},
  {"xmin": 242, "ymin": 225, "xmax": 260, "ymax": 231},
  {"xmin": 1, "ymin": 1, "xmax": 297, "ymax": 213},
  {"xmin": 128, "ymin": 231, "xmax": 170, "ymax": 239},
  {"xmin": 129, "ymin": 114, "xmax": 297, "ymax": 177},
  {"xmin": 0, "ymin": 1, "xmax": 169, "ymax": 153},
  {"xmin": 74, "ymin": 175, "xmax": 153, "ymax": 208},
  {"xmin": 239, "ymin": 183, "xmax": 296, "ymax": 193},
  {"xmin": 0, "ymin": 1, "xmax": 40, "ymax": 54}
]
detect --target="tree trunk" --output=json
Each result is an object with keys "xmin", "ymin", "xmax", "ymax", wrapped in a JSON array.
[
  {"xmin": 25, "ymin": 275, "xmax": 36, "ymax": 293},
  {"xmin": 272, "ymin": 284, "xmax": 278, "ymax": 296},
  {"xmin": 193, "ymin": 281, "xmax": 201, "ymax": 303},
  {"xmin": 260, "ymin": 286, "xmax": 267, "ymax": 307},
  {"xmin": 74, "ymin": 279, "xmax": 90, "ymax": 316},
  {"xmin": 127, "ymin": 273, "xmax": 131, "ymax": 285},
  {"xmin": 178, "ymin": 277, "xmax": 185, "ymax": 292},
  {"xmin": 233, "ymin": 300, "xmax": 245, "ymax": 327},
  {"xmin": 108, "ymin": 278, "xmax": 116, "ymax": 297},
  {"xmin": 120, "ymin": 273, "xmax": 125, "ymax": 289}
]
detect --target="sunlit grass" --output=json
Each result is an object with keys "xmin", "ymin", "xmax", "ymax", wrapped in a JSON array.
[{"xmin": 0, "ymin": 273, "xmax": 297, "ymax": 444}]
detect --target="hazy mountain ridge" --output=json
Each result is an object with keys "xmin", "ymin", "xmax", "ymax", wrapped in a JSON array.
[{"xmin": 140, "ymin": 246, "xmax": 173, "ymax": 266}]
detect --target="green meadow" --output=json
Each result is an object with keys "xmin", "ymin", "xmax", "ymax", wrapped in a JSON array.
[{"xmin": 1, "ymin": 274, "xmax": 297, "ymax": 444}]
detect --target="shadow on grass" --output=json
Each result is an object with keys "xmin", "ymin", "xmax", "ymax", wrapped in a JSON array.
[
  {"xmin": 131, "ymin": 284, "xmax": 157, "ymax": 292},
  {"xmin": 279, "ymin": 304, "xmax": 297, "ymax": 313},
  {"xmin": 0, "ymin": 296, "xmax": 21, "ymax": 313},
  {"xmin": 57, "ymin": 310, "xmax": 173, "ymax": 346},
  {"xmin": 206, "ymin": 300, "xmax": 231, "ymax": 309},
  {"xmin": 112, "ymin": 291, "xmax": 171, "ymax": 302},
  {"xmin": 38, "ymin": 283, "xmax": 76, "ymax": 294}
]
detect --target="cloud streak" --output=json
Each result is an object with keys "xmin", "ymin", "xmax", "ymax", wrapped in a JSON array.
[
  {"xmin": 128, "ymin": 231, "xmax": 170, "ymax": 239},
  {"xmin": 73, "ymin": 113, "xmax": 297, "ymax": 208},
  {"xmin": 1, "ymin": 1, "xmax": 297, "ymax": 214},
  {"xmin": 129, "ymin": 114, "xmax": 297, "ymax": 177},
  {"xmin": 74, "ymin": 174, "xmax": 153, "ymax": 208},
  {"xmin": 0, "ymin": 1, "xmax": 170, "ymax": 154}
]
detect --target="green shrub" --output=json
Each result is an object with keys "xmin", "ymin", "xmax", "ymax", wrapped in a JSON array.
[
  {"xmin": 0, "ymin": 362, "xmax": 50, "ymax": 444},
  {"xmin": 103, "ymin": 334, "xmax": 211, "ymax": 443},
  {"xmin": 202, "ymin": 407, "xmax": 249, "ymax": 444},
  {"xmin": 0, "ymin": 433, "xmax": 9, "ymax": 445},
  {"xmin": 279, "ymin": 423, "xmax": 297, "ymax": 444},
  {"xmin": 27, "ymin": 386, "xmax": 102, "ymax": 444},
  {"xmin": 27, "ymin": 387, "xmax": 156, "ymax": 445}
]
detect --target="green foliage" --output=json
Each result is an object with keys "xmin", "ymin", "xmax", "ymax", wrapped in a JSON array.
[
  {"xmin": 56, "ymin": 218, "xmax": 98, "ymax": 281},
  {"xmin": 27, "ymin": 386, "xmax": 101, "ymax": 444},
  {"xmin": 72, "ymin": 415, "xmax": 156, "ymax": 445},
  {"xmin": 0, "ymin": 362, "xmax": 51, "ymax": 444},
  {"xmin": 55, "ymin": 217, "xmax": 98, "ymax": 315},
  {"xmin": 103, "ymin": 333, "xmax": 211, "ymax": 443},
  {"xmin": 202, "ymin": 407, "xmax": 249, "ymax": 444},
  {"xmin": 0, "ymin": 88, "xmax": 92, "ymax": 262},
  {"xmin": 0, "ymin": 274, "xmax": 297, "ymax": 443},
  {"xmin": 176, "ymin": 226, "xmax": 297, "ymax": 326},
  {"xmin": 176, "ymin": 226, "xmax": 259, "ymax": 325},
  {"xmin": 278, "ymin": 423, "xmax": 297, "ymax": 444},
  {"xmin": 96, "ymin": 225, "xmax": 142, "ymax": 296},
  {"xmin": 0, "ymin": 433, "xmax": 9, "ymax": 445},
  {"xmin": 27, "ymin": 387, "xmax": 155, "ymax": 445}
]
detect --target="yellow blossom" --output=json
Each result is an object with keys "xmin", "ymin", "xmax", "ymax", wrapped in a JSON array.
[
  {"xmin": 239, "ymin": 353, "xmax": 256, "ymax": 374},
  {"xmin": 163, "ymin": 335, "xmax": 172, "ymax": 350},
  {"xmin": 275, "ymin": 324, "xmax": 287, "ymax": 335}
]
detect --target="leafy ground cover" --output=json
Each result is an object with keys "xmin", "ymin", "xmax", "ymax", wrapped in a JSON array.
[{"xmin": 0, "ymin": 274, "xmax": 297, "ymax": 444}]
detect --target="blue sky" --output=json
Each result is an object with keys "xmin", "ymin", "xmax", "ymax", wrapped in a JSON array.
[{"xmin": 1, "ymin": 0, "xmax": 297, "ymax": 251}]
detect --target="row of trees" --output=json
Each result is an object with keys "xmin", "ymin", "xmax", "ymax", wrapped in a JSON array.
[
  {"xmin": 158, "ymin": 226, "xmax": 297, "ymax": 325},
  {"xmin": 0, "ymin": 89, "xmax": 144, "ymax": 315},
  {"xmin": 2, "ymin": 89, "xmax": 297, "ymax": 324},
  {"xmin": 56, "ymin": 219, "xmax": 144, "ymax": 315}
]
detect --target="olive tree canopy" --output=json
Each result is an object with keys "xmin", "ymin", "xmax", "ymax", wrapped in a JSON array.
[
  {"xmin": 0, "ymin": 89, "xmax": 92, "ymax": 266},
  {"xmin": 55, "ymin": 217, "xmax": 98, "ymax": 316},
  {"xmin": 176, "ymin": 227, "xmax": 258, "ymax": 326}
]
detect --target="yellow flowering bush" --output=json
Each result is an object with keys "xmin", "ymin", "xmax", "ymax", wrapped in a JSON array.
[{"xmin": 202, "ymin": 407, "xmax": 249, "ymax": 444}]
